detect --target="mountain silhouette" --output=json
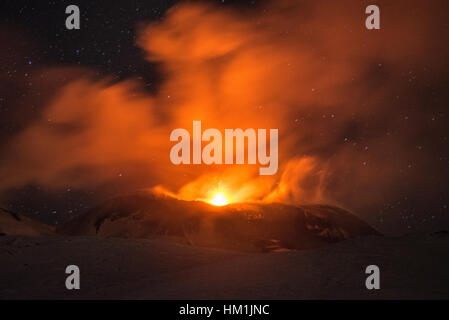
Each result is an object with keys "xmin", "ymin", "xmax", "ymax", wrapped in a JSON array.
[
  {"xmin": 0, "ymin": 207, "xmax": 54, "ymax": 236},
  {"xmin": 58, "ymin": 192, "xmax": 380, "ymax": 252}
]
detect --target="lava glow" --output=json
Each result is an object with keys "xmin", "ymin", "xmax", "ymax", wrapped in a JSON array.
[{"xmin": 209, "ymin": 192, "xmax": 229, "ymax": 206}]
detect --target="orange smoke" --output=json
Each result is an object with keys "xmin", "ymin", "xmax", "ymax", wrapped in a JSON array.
[{"xmin": 1, "ymin": 0, "xmax": 448, "ymax": 220}]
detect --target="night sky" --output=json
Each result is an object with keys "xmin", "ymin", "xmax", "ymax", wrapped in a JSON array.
[
  {"xmin": 0, "ymin": 0, "xmax": 170, "ymax": 224},
  {"xmin": 0, "ymin": 0, "xmax": 448, "ymax": 234}
]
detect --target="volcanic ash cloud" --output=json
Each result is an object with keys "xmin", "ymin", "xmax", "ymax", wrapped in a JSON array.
[{"xmin": 0, "ymin": 0, "xmax": 448, "ymax": 229}]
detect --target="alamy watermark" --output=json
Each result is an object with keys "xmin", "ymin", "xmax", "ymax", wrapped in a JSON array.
[{"xmin": 170, "ymin": 121, "xmax": 278, "ymax": 175}]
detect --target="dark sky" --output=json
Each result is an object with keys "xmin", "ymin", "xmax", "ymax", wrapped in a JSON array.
[{"xmin": 0, "ymin": 0, "xmax": 448, "ymax": 235}]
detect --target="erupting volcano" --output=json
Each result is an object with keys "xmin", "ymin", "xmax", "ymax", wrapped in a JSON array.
[
  {"xmin": 57, "ymin": 191, "xmax": 380, "ymax": 253},
  {"xmin": 209, "ymin": 192, "xmax": 229, "ymax": 206},
  {"xmin": 1, "ymin": 0, "xmax": 448, "ymax": 235},
  {"xmin": 1, "ymin": 0, "xmax": 449, "ymax": 300}
]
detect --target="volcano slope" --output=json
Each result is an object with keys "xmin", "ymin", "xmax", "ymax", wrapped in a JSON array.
[
  {"xmin": 0, "ymin": 207, "xmax": 54, "ymax": 237},
  {"xmin": 58, "ymin": 193, "xmax": 380, "ymax": 252}
]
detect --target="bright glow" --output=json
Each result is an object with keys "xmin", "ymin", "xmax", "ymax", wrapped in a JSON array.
[{"xmin": 209, "ymin": 192, "xmax": 229, "ymax": 206}]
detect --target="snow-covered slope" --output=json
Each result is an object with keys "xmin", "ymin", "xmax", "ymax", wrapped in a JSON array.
[
  {"xmin": 59, "ymin": 193, "xmax": 380, "ymax": 252},
  {"xmin": 1, "ymin": 231, "xmax": 448, "ymax": 299},
  {"xmin": 0, "ymin": 208, "xmax": 54, "ymax": 236}
]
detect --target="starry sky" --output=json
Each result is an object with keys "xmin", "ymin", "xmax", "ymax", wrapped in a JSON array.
[
  {"xmin": 0, "ymin": 0, "xmax": 259, "ymax": 225},
  {"xmin": 0, "ymin": 0, "xmax": 448, "ymax": 234}
]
